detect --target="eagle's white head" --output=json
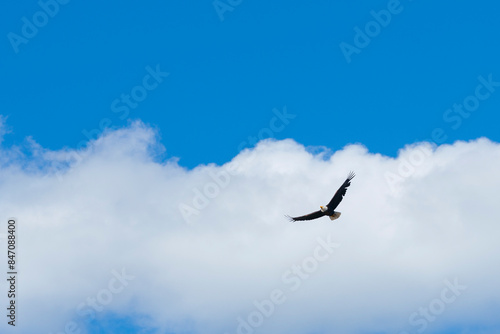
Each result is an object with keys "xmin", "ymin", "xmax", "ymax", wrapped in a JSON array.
[{"xmin": 320, "ymin": 205, "xmax": 328, "ymax": 212}]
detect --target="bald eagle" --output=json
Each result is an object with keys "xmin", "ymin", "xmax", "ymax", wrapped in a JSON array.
[{"xmin": 287, "ymin": 171, "xmax": 355, "ymax": 222}]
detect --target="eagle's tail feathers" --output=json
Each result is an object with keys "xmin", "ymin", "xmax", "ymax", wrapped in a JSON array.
[{"xmin": 330, "ymin": 212, "xmax": 341, "ymax": 220}]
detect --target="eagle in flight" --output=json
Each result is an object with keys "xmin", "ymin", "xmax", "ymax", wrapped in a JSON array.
[{"xmin": 287, "ymin": 171, "xmax": 355, "ymax": 222}]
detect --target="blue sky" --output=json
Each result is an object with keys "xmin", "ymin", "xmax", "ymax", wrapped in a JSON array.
[
  {"xmin": 2, "ymin": 1, "xmax": 500, "ymax": 334},
  {"xmin": 3, "ymin": 1, "xmax": 500, "ymax": 168}
]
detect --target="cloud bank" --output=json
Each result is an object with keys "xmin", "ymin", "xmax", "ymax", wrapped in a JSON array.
[{"xmin": 0, "ymin": 120, "xmax": 499, "ymax": 334}]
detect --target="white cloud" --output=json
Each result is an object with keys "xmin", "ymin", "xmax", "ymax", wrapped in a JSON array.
[{"xmin": 0, "ymin": 120, "xmax": 499, "ymax": 334}]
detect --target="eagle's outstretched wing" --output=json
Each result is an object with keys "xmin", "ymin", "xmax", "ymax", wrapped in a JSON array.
[
  {"xmin": 286, "ymin": 210, "xmax": 325, "ymax": 222},
  {"xmin": 327, "ymin": 171, "xmax": 355, "ymax": 210}
]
